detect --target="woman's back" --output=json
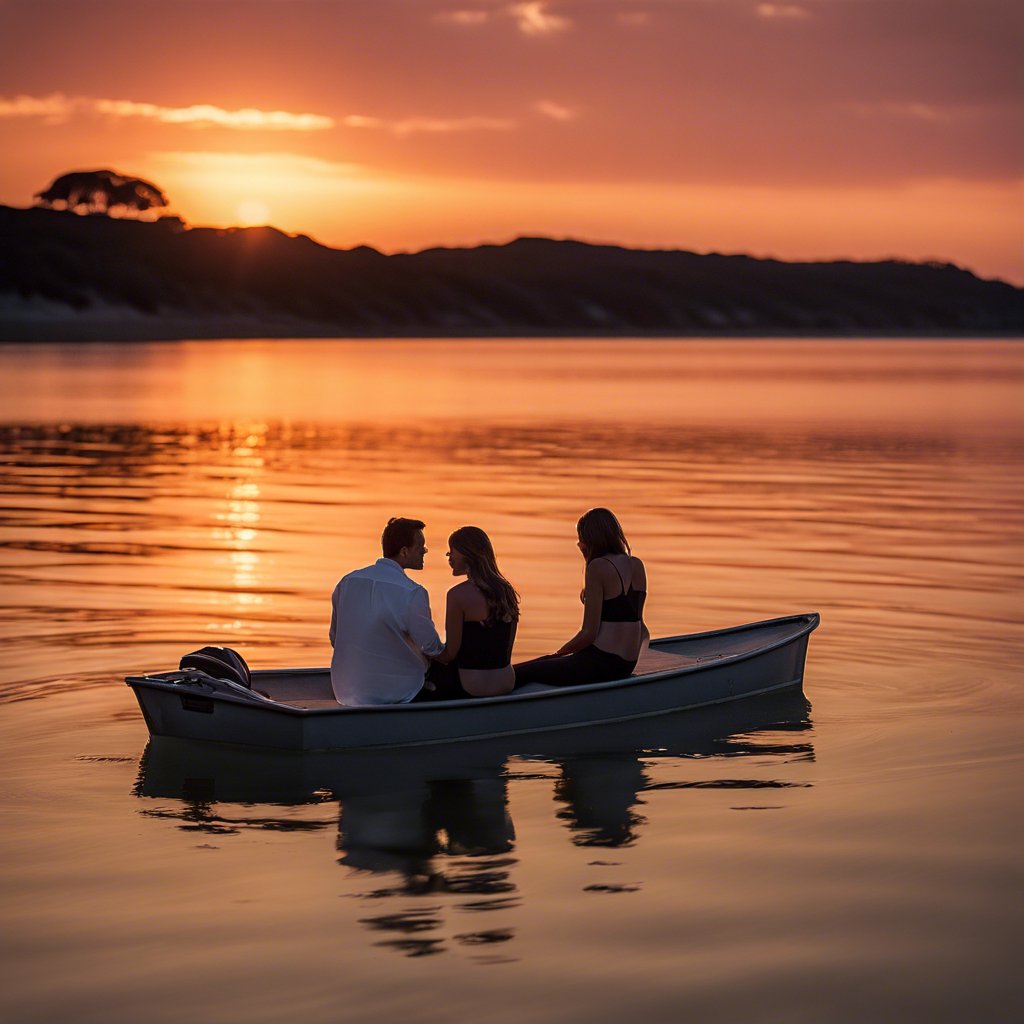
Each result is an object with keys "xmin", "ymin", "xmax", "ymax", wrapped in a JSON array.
[
  {"xmin": 592, "ymin": 554, "xmax": 647, "ymax": 660},
  {"xmin": 511, "ymin": 507, "xmax": 646, "ymax": 690},
  {"xmin": 458, "ymin": 617, "xmax": 515, "ymax": 670},
  {"xmin": 451, "ymin": 579, "xmax": 517, "ymax": 695}
]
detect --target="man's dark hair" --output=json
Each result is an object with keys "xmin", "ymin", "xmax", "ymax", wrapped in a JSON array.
[{"xmin": 381, "ymin": 517, "xmax": 426, "ymax": 559}]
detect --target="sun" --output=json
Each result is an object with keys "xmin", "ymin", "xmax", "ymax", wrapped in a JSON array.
[{"xmin": 236, "ymin": 199, "xmax": 270, "ymax": 226}]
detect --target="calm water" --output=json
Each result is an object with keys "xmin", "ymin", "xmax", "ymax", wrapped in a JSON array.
[{"xmin": 1, "ymin": 339, "xmax": 1022, "ymax": 1023}]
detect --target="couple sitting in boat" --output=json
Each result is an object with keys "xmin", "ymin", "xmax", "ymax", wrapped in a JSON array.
[{"xmin": 328, "ymin": 508, "xmax": 648, "ymax": 706}]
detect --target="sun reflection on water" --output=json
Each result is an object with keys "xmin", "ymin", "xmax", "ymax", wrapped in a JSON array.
[{"xmin": 211, "ymin": 427, "xmax": 269, "ymax": 619}]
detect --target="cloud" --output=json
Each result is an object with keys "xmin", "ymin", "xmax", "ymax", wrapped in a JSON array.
[
  {"xmin": 756, "ymin": 3, "xmax": 811, "ymax": 19},
  {"xmin": 535, "ymin": 100, "xmax": 577, "ymax": 121},
  {"xmin": 155, "ymin": 151, "xmax": 365, "ymax": 178},
  {"xmin": 0, "ymin": 92, "xmax": 334, "ymax": 131},
  {"xmin": 343, "ymin": 114, "xmax": 517, "ymax": 135},
  {"xmin": 434, "ymin": 9, "xmax": 491, "ymax": 25},
  {"xmin": 0, "ymin": 93, "xmax": 73, "ymax": 121},
  {"xmin": 432, "ymin": 3, "xmax": 572, "ymax": 36},
  {"xmin": 509, "ymin": 2, "xmax": 572, "ymax": 36},
  {"xmin": 94, "ymin": 99, "xmax": 334, "ymax": 131}
]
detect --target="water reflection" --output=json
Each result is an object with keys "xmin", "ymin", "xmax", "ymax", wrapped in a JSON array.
[
  {"xmin": 344, "ymin": 774, "xmax": 518, "ymax": 960},
  {"xmin": 555, "ymin": 756, "xmax": 648, "ymax": 847},
  {"xmin": 134, "ymin": 692, "xmax": 812, "ymax": 961}
]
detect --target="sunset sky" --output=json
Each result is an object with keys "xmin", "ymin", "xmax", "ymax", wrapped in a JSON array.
[{"xmin": 1, "ymin": 0, "xmax": 1021, "ymax": 283}]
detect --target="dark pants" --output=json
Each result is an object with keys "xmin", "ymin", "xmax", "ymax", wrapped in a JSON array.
[
  {"xmin": 413, "ymin": 660, "xmax": 474, "ymax": 702},
  {"xmin": 513, "ymin": 645, "xmax": 637, "ymax": 688}
]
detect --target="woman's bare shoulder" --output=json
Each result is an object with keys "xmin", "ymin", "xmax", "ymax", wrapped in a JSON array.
[
  {"xmin": 629, "ymin": 555, "xmax": 648, "ymax": 585},
  {"xmin": 452, "ymin": 579, "xmax": 489, "ymax": 613},
  {"xmin": 585, "ymin": 557, "xmax": 617, "ymax": 580},
  {"xmin": 447, "ymin": 580, "xmax": 477, "ymax": 603}
]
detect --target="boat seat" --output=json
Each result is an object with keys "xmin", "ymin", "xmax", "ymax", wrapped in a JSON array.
[
  {"xmin": 487, "ymin": 652, "xmax": 704, "ymax": 696},
  {"xmin": 634, "ymin": 649, "xmax": 704, "ymax": 674}
]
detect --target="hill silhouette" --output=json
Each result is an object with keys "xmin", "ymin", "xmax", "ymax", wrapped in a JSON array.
[{"xmin": 1, "ymin": 204, "xmax": 1021, "ymax": 340}]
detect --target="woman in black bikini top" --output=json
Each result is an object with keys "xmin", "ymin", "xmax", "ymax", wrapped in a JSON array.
[
  {"xmin": 426, "ymin": 525, "xmax": 520, "ymax": 700},
  {"xmin": 513, "ymin": 507, "xmax": 648, "ymax": 689},
  {"xmin": 599, "ymin": 555, "xmax": 646, "ymax": 623}
]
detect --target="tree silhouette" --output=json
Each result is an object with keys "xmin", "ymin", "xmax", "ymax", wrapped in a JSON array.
[{"xmin": 34, "ymin": 169, "xmax": 170, "ymax": 218}]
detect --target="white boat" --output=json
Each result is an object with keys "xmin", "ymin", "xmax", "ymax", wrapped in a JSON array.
[{"xmin": 125, "ymin": 613, "xmax": 819, "ymax": 752}]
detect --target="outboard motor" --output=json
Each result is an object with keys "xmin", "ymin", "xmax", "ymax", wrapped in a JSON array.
[{"xmin": 178, "ymin": 645, "xmax": 252, "ymax": 689}]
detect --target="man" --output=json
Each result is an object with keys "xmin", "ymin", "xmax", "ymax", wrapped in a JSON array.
[{"xmin": 329, "ymin": 517, "xmax": 443, "ymax": 705}]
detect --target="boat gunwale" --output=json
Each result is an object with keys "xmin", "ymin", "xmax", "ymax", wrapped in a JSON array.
[{"xmin": 125, "ymin": 611, "xmax": 819, "ymax": 718}]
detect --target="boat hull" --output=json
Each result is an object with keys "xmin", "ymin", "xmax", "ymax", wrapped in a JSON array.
[
  {"xmin": 136, "ymin": 689, "xmax": 813, "ymax": 805},
  {"xmin": 126, "ymin": 613, "xmax": 818, "ymax": 751}
]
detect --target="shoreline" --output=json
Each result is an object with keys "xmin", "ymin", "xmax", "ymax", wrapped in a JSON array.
[
  {"xmin": 2, "ymin": 317, "xmax": 1021, "ymax": 344},
  {"xmin": 4, "ymin": 207, "xmax": 1022, "ymax": 344}
]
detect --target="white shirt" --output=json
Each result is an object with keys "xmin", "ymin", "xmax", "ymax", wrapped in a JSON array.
[{"xmin": 329, "ymin": 558, "xmax": 443, "ymax": 706}]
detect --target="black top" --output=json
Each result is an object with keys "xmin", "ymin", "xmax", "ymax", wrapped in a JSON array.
[
  {"xmin": 599, "ymin": 557, "xmax": 646, "ymax": 622},
  {"xmin": 457, "ymin": 618, "xmax": 515, "ymax": 670}
]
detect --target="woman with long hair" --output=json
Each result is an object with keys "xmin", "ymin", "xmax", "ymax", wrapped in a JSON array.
[
  {"xmin": 513, "ymin": 508, "xmax": 648, "ymax": 687},
  {"xmin": 425, "ymin": 526, "xmax": 520, "ymax": 699}
]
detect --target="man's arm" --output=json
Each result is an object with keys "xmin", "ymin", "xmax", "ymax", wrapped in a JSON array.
[
  {"xmin": 407, "ymin": 587, "xmax": 443, "ymax": 657},
  {"xmin": 329, "ymin": 584, "xmax": 338, "ymax": 647}
]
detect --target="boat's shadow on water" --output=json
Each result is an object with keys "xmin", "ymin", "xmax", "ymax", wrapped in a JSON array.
[{"xmin": 134, "ymin": 691, "xmax": 813, "ymax": 960}]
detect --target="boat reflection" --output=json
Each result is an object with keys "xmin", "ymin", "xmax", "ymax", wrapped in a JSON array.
[
  {"xmin": 555, "ymin": 755, "xmax": 648, "ymax": 847},
  {"xmin": 134, "ymin": 691, "xmax": 813, "ymax": 960},
  {"xmin": 341, "ymin": 773, "xmax": 518, "ymax": 959}
]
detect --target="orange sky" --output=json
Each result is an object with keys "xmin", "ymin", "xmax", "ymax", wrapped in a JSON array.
[{"xmin": 2, "ymin": 0, "xmax": 1022, "ymax": 283}]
